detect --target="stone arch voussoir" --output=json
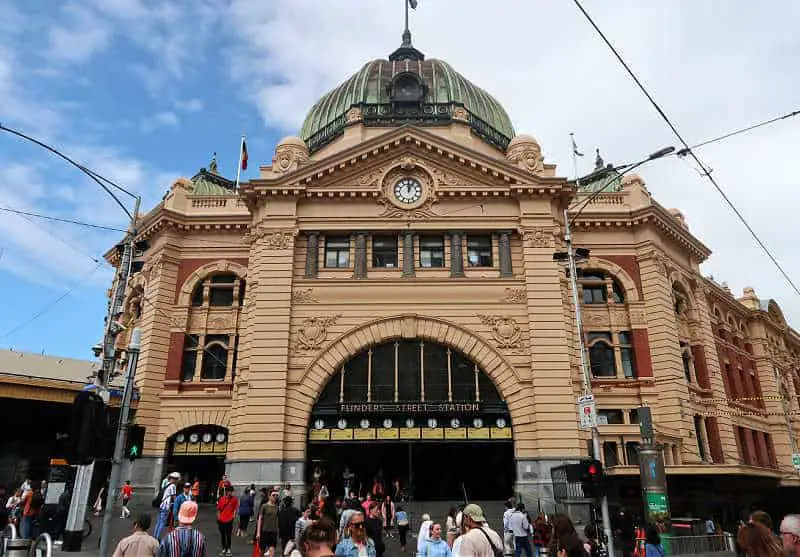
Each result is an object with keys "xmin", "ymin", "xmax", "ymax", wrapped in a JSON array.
[
  {"xmin": 585, "ymin": 257, "xmax": 640, "ymax": 301},
  {"xmin": 163, "ymin": 408, "xmax": 230, "ymax": 440},
  {"xmin": 176, "ymin": 260, "xmax": 249, "ymax": 307}
]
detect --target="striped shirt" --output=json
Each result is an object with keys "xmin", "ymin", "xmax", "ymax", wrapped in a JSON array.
[{"xmin": 159, "ymin": 526, "xmax": 206, "ymax": 557}]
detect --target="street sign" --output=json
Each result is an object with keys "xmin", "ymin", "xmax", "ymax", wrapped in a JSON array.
[
  {"xmin": 578, "ymin": 395, "xmax": 597, "ymax": 430},
  {"xmin": 792, "ymin": 453, "xmax": 800, "ymax": 471},
  {"xmin": 646, "ymin": 491, "xmax": 669, "ymax": 515}
]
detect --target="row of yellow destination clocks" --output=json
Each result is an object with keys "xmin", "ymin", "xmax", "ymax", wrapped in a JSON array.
[
  {"xmin": 172, "ymin": 441, "xmax": 228, "ymax": 455},
  {"xmin": 308, "ymin": 427, "xmax": 512, "ymax": 442}
]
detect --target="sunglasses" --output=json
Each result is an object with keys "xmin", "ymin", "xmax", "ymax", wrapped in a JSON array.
[{"xmin": 350, "ymin": 522, "xmax": 365, "ymax": 529}]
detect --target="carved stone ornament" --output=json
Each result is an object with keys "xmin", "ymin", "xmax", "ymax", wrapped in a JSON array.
[
  {"xmin": 476, "ymin": 314, "xmax": 523, "ymax": 349},
  {"xmin": 639, "ymin": 247, "xmax": 669, "ymax": 275},
  {"xmin": 502, "ymin": 288, "xmax": 527, "ymax": 304},
  {"xmin": 431, "ymin": 168, "xmax": 462, "ymax": 187},
  {"xmin": 296, "ymin": 314, "xmax": 342, "ymax": 351},
  {"xmin": 522, "ymin": 227, "xmax": 556, "ymax": 249},
  {"xmin": 272, "ymin": 137, "xmax": 310, "ymax": 175},
  {"xmin": 345, "ymin": 107, "xmax": 362, "ymax": 124},
  {"xmin": 208, "ymin": 316, "xmax": 230, "ymax": 330},
  {"xmin": 245, "ymin": 223, "xmax": 296, "ymax": 248},
  {"xmin": 377, "ymin": 161, "xmax": 438, "ymax": 218},
  {"xmin": 292, "ymin": 288, "xmax": 319, "ymax": 304},
  {"xmin": 452, "ymin": 106, "xmax": 469, "ymax": 122},
  {"xmin": 506, "ymin": 136, "xmax": 545, "ymax": 174}
]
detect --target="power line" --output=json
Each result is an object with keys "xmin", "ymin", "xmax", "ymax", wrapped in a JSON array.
[
  {"xmin": 0, "ymin": 205, "xmax": 127, "ymax": 232},
  {"xmin": 681, "ymin": 109, "xmax": 800, "ymax": 153},
  {"xmin": 571, "ymin": 0, "xmax": 800, "ymax": 298},
  {"xmin": 0, "ymin": 262, "xmax": 104, "ymax": 340}
]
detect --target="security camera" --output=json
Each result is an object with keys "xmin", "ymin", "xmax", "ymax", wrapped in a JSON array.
[{"xmin": 92, "ymin": 343, "xmax": 103, "ymax": 358}]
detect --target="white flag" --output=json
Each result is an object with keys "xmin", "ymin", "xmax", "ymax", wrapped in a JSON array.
[{"xmin": 571, "ymin": 134, "xmax": 584, "ymax": 157}]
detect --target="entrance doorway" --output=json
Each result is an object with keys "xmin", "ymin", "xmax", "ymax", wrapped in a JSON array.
[
  {"xmin": 166, "ymin": 425, "xmax": 228, "ymax": 502},
  {"xmin": 307, "ymin": 339, "xmax": 516, "ymax": 502}
]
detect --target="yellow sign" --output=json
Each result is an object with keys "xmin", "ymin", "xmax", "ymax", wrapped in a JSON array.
[
  {"xmin": 309, "ymin": 429, "xmax": 330, "ymax": 441},
  {"xmin": 200, "ymin": 441, "xmax": 215, "ymax": 453},
  {"xmin": 400, "ymin": 428, "xmax": 421, "ymax": 440},
  {"xmin": 491, "ymin": 427, "xmax": 512, "ymax": 439},
  {"xmin": 422, "ymin": 428, "xmax": 444, "ymax": 439},
  {"xmin": 215, "ymin": 441, "xmax": 228, "ymax": 454},
  {"xmin": 173, "ymin": 441, "xmax": 188, "ymax": 454},
  {"xmin": 445, "ymin": 428, "xmax": 467, "ymax": 440},
  {"xmin": 331, "ymin": 429, "xmax": 354, "ymax": 441},
  {"xmin": 377, "ymin": 428, "xmax": 399, "ymax": 440},
  {"xmin": 354, "ymin": 429, "xmax": 376, "ymax": 440},
  {"xmin": 468, "ymin": 428, "xmax": 491, "ymax": 439}
]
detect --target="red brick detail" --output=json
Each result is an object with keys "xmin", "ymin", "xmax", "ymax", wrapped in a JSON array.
[
  {"xmin": 165, "ymin": 332, "xmax": 185, "ymax": 381},
  {"xmin": 705, "ymin": 417, "xmax": 724, "ymax": 464},
  {"xmin": 604, "ymin": 255, "xmax": 643, "ymax": 301},
  {"xmin": 631, "ymin": 329, "xmax": 653, "ymax": 377},
  {"xmin": 175, "ymin": 258, "xmax": 249, "ymax": 303},
  {"xmin": 691, "ymin": 344, "xmax": 711, "ymax": 390},
  {"xmin": 755, "ymin": 431, "xmax": 770, "ymax": 468}
]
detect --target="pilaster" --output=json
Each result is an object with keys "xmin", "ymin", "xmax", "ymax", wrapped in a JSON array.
[
  {"xmin": 449, "ymin": 231, "xmax": 464, "ymax": 277},
  {"xmin": 402, "ymin": 231, "xmax": 415, "ymax": 278}
]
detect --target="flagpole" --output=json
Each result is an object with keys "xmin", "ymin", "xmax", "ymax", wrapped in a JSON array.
[
  {"xmin": 570, "ymin": 133, "xmax": 579, "ymax": 183},
  {"xmin": 235, "ymin": 134, "xmax": 244, "ymax": 190}
]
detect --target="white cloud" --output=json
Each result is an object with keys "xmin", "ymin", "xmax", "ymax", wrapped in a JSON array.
[
  {"xmin": 46, "ymin": 6, "xmax": 111, "ymax": 64},
  {"xmin": 175, "ymin": 98, "xmax": 204, "ymax": 112},
  {"xmin": 140, "ymin": 111, "xmax": 181, "ymax": 133}
]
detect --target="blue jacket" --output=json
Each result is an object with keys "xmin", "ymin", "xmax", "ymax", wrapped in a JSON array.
[
  {"xmin": 421, "ymin": 539, "xmax": 452, "ymax": 557},
  {"xmin": 336, "ymin": 537, "xmax": 376, "ymax": 557},
  {"xmin": 239, "ymin": 492, "xmax": 255, "ymax": 515},
  {"xmin": 645, "ymin": 544, "xmax": 665, "ymax": 557},
  {"xmin": 173, "ymin": 492, "xmax": 193, "ymax": 518}
]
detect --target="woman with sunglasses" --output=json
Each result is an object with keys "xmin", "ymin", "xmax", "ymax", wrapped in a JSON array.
[{"xmin": 335, "ymin": 512, "xmax": 376, "ymax": 557}]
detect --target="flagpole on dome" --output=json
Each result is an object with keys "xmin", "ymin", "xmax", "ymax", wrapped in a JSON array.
[
  {"xmin": 235, "ymin": 134, "xmax": 248, "ymax": 190},
  {"xmin": 570, "ymin": 132, "xmax": 584, "ymax": 187}
]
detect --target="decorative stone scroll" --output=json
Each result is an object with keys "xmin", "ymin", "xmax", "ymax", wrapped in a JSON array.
[
  {"xmin": 476, "ymin": 314, "xmax": 523, "ymax": 349},
  {"xmin": 502, "ymin": 288, "xmax": 527, "ymax": 304},
  {"xmin": 292, "ymin": 288, "xmax": 319, "ymax": 304},
  {"xmin": 296, "ymin": 314, "xmax": 342, "ymax": 351},
  {"xmin": 245, "ymin": 224, "xmax": 296, "ymax": 249},
  {"xmin": 522, "ymin": 227, "xmax": 556, "ymax": 249}
]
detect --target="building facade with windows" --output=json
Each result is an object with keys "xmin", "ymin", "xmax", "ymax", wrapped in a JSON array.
[{"xmin": 113, "ymin": 37, "xmax": 800, "ymax": 516}]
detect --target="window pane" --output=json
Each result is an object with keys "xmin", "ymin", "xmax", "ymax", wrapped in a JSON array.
[
  {"xmin": 625, "ymin": 442, "xmax": 640, "ymax": 466},
  {"xmin": 478, "ymin": 372, "xmax": 501, "ymax": 403},
  {"xmin": 423, "ymin": 343, "xmax": 449, "ymax": 401},
  {"xmin": 201, "ymin": 344, "xmax": 228, "ymax": 380},
  {"xmin": 419, "ymin": 236, "xmax": 444, "ymax": 268},
  {"xmin": 451, "ymin": 350, "xmax": 475, "ymax": 401},
  {"xmin": 372, "ymin": 235, "xmax": 398, "ymax": 268},
  {"xmin": 682, "ymin": 351, "xmax": 693, "ymax": 382},
  {"xmin": 589, "ymin": 343, "xmax": 616, "ymax": 377},
  {"xmin": 397, "ymin": 341, "xmax": 421, "ymax": 401},
  {"xmin": 209, "ymin": 286, "xmax": 234, "ymax": 306},
  {"xmin": 237, "ymin": 280, "xmax": 246, "ymax": 305},
  {"xmin": 629, "ymin": 409, "xmax": 640, "ymax": 424},
  {"xmin": 578, "ymin": 271, "xmax": 605, "ymax": 281},
  {"xmin": 372, "ymin": 343, "xmax": 395, "ymax": 402},
  {"xmin": 618, "ymin": 331, "xmax": 632, "ymax": 345},
  {"xmin": 466, "ymin": 235, "xmax": 492, "ymax": 267},
  {"xmin": 612, "ymin": 280, "xmax": 625, "ymax": 304},
  {"xmin": 603, "ymin": 442, "xmax": 619, "ymax": 466},
  {"xmin": 191, "ymin": 284, "xmax": 204, "ymax": 306},
  {"xmin": 343, "ymin": 351, "xmax": 368, "ymax": 403},
  {"xmin": 230, "ymin": 335, "xmax": 240, "ymax": 378},
  {"xmin": 325, "ymin": 236, "xmax": 350, "ymax": 268},
  {"xmin": 211, "ymin": 274, "xmax": 236, "ymax": 284},
  {"xmin": 583, "ymin": 286, "xmax": 606, "ymax": 304},
  {"xmin": 621, "ymin": 348, "xmax": 636, "ymax": 378},
  {"xmin": 598, "ymin": 409, "xmax": 624, "ymax": 424},
  {"xmin": 694, "ymin": 415, "xmax": 706, "ymax": 460},
  {"xmin": 318, "ymin": 375, "xmax": 340, "ymax": 406},
  {"xmin": 181, "ymin": 350, "xmax": 197, "ymax": 382}
]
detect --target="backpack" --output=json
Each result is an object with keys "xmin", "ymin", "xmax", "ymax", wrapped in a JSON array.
[
  {"xmin": 396, "ymin": 511, "xmax": 408, "ymax": 527},
  {"xmin": 152, "ymin": 486, "xmax": 166, "ymax": 509},
  {"xmin": 478, "ymin": 527, "xmax": 504, "ymax": 557}
]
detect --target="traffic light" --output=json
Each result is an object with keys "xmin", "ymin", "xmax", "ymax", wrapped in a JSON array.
[
  {"xmin": 579, "ymin": 459, "xmax": 604, "ymax": 498},
  {"xmin": 125, "ymin": 425, "xmax": 146, "ymax": 461},
  {"xmin": 66, "ymin": 390, "xmax": 110, "ymax": 465}
]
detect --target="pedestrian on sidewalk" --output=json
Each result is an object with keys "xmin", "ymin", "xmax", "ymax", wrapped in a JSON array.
[
  {"xmin": 780, "ymin": 514, "xmax": 800, "ymax": 557},
  {"xmin": 336, "ymin": 511, "xmax": 376, "ymax": 557},
  {"xmin": 113, "ymin": 513, "xmax": 159, "ymax": 557},
  {"xmin": 174, "ymin": 483, "xmax": 194, "ymax": 524},
  {"xmin": 217, "ymin": 485, "xmax": 239, "ymax": 557},
  {"xmin": 396, "ymin": 506, "xmax": 410, "ymax": 553},
  {"xmin": 238, "ymin": 484, "xmax": 256, "ymax": 537},
  {"xmin": 257, "ymin": 491, "xmax": 280, "ymax": 557},
  {"xmin": 121, "ymin": 481, "xmax": 134, "ymax": 519},
  {"xmin": 279, "ymin": 497, "xmax": 301, "ymax": 552},
  {"xmin": 458, "ymin": 505, "xmax": 503, "ymax": 557},
  {"xmin": 737, "ymin": 520, "xmax": 782, "ymax": 557},
  {"xmin": 160, "ymin": 501, "xmax": 206, "ymax": 557},
  {"xmin": 154, "ymin": 472, "xmax": 180, "ymax": 539},
  {"xmin": 508, "ymin": 504, "xmax": 533, "ymax": 557},
  {"xmin": 423, "ymin": 523, "xmax": 453, "ymax": 557}
]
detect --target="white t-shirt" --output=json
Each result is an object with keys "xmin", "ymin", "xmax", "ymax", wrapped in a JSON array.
[
  {"xmin": 452, "ymin": 535, "xmax": 465, "ymax": 557},
  {"xmin": 160, "ymin": 483, "xmax": 176, "ymax": 510}
]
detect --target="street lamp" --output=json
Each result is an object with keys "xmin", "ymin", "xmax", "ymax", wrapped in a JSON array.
[{"xmin": 554, "ymin": 146, "xmax": 674, "ymax": 556}]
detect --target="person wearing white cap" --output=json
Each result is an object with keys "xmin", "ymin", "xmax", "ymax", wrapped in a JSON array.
[
  {"xmin": 154, "ymin": 472, "xmax": 180, "ymax": 539},
  {"xmin": 417, "ymin": 514, "xmax": 432, "ymax": 556},
  {"xmin": 457, "ymin": 504, "xmax": 503, "ymax": 557}
]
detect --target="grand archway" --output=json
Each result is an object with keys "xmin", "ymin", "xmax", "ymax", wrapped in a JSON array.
[
  {"xmin": 166, "ymin": 425, "xmax": 228, "ymax": 502},
  {"xmin": 306, "ymin": 339, "xmax": 514, "ymax": 501}
]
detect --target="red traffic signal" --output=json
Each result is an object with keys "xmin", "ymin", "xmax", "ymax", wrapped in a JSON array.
[{"xmin": 580, "ymin": 459, "xmax": 604, "ymax": 498}]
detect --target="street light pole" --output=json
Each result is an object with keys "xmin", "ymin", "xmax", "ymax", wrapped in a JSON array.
[{"xmin": 560, "ymin": 146, "xmax": 674, "ymax": 556}]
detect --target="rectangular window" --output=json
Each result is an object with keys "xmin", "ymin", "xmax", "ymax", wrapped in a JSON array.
[
  {"xmin": 181, "ymin": 335, "xmax": 199, "ymax": 382},
  {"xmin": 603, "ymin": 442, "xmax": 619, "ymax": 466},
  {"xmin": 597, "ymin": 409, "xmax": 624, "ymax": 425},
  {"xmin": 625, "ymin": 441, "xmax": 641, "ymax": 466},
  {"xmin": 324, "ymin": 235, "xmax": 350, "ymax": 268},
  {"xmin": 694, "ymin": 415, "xmax": 706, "ymax": 461},
  {"xmin": 371, "ymin": 235, "xmax": 398, "ymax": 268},
  {"xmin": 209, "ymin": 286, "xmax": 234, "ymax": 306},
  {"xmin": 619, "ymin": 332, "xmax": 636, "ymax": 378},
  {"xmin": 466, "ymin": 235, "xmax": 492, "ymax": 267},
  {"xmin": 681, "ymin": 341, "xmax": 693, "ymax": 383},
  {"xmin": 629, "ymin": 409, "xmax": 640, "ymax": 424},
  {"xmin": 419, "ymin": 235, "xmax": 445, "ymax": 268}
]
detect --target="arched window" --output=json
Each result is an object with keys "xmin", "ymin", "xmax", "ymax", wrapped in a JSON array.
[
  {"xmin": 181, "ymin": 334, "xmax": 238, "ymax": 382},
  {"xmin": 578, "ymin": 270, "xmax": 625, "ymax": 305},
  {"xmin": 191, "ymin": 273, "xmax": 246, "ymax": 307},
  {"xmin": 588, "ymin": 333, "xmax": 616, "ymax": 377}
]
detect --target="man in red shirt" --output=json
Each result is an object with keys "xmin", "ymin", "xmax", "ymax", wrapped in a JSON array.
[
  {"xmin": 216, "ymin": 485, "xmax": 239, "ymax": 556},
  {"xmin": 120, "ymin": 481, "xmax": 134, "ymax": 519}
]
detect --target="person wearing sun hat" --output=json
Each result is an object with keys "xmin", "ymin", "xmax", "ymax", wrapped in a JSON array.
[
  {"xmin": 458, "ymin": 504, "xmax": 503, "ymax": 557},
  {"xmin": 159, "ymin": 500, "xmax": 206, "ymax": 557}
]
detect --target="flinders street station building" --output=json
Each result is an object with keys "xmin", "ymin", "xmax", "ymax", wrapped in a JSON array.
[{"xmin": 113, "ymin": 34, "xmax": 800, "ymax": 519}]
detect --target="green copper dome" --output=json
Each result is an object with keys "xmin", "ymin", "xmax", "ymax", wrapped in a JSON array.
[{"xmin": 300, "ymin": 57, "xmax": 515, "ymax": 154}]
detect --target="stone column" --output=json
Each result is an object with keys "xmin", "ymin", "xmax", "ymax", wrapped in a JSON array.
[
  {"xmin": 304, "ymin": 232, "xmax": 319, "ymax": 278},
  {"xmin": 353, "ymin": 232, "xmax": 368, "ymax": 279},
  {"xmin": 402, "ymin": 232, "xmax": 415, "ymax": 278},
  {"xmin": 450, "ymin": 231, "xmax": 464, "ymax": 277},
  {"xmin": 498, "ymin": 230, "xmax": 513, "ymax": 277}
]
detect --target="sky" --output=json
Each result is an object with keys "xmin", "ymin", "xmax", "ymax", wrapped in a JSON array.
[{"xmin": 1, "ymin": 1, "xmax": 800, "ymax": 360}]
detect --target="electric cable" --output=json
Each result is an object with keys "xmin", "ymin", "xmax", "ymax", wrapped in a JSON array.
[
  {"xmin": 0, "ymin": 205, "xmax": 127, "ymax": 233},
  {"xmin": 570, "ymin": 0, "xmax": 800, "ymax": 297},
  {"xmin": 681, "ymin": 109, "xmax": 800, "ymax": 153}
]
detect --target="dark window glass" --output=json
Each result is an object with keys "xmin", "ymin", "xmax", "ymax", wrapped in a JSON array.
[
  {"xmin": 625, "ymin": 442, "xmax": 641, "ymax": 466},
  {"xmin": 694, "ymin": 415, "xmax": 706, "ymax": 460},
  {"xmin": 582, "ymin": 285, "xmax": 607, "ymax": 304},
  {"xmin": 318, "ymin": 375, "xmax": 340, "ymax": 405},
  {"xmin": 209, "ymin": 286, "xmax": 234, "ymax": 306},
  {"xmin": 587, "ymin": 332, "xmax": 612, "ymax": 343},
  {"xmin": 191, "ymin": 284, "xmax": 204, "ymax": 306},
  {"xmin": 589, "ymin": 342, "xmax": 616, "ymax": 377},
  {"xmin": 466, "ymin": 235, "xmax": 492, "ymax": 267},
  {"xmin": 451, "ymin": 350, "xmax": 475, "ymax": 401},
  {"xmin": 629, "ymin": 409, "xmax": 640, "ymax": 424},
  {"xmin": 238, "ymin": 280, "xmax": 246, "ymax": 305},
  {"xmin": 344, "ymin": 351, "xmax": 369, "ymax": 402},
  {"xmin": 612, "ymin": 280, "xmax": 626, "ymax": 304},
  {"xmin": 372, "ymin": 235, "xmax": 398, "ymax": 268},
  {"xmin": 598, "ymin": 409, "xmax": 624, "ymax": 425},
  {"xmin": 419, "ymin": 236, "xmax": 445, "ymax": 268},
  {"xmin": 423, "ymin": 343, "xmax": 449, "ymax": 401},
  {"xmin": 181, "ymin": 334, "xmax": 199, "ymax": 382},
  {"xmin": 325, "ymin": 236, "xmax": 350, "ymax": 268},
  {"xmin": 230, "ymin": 335, "xmax": 240, "ymax": 379},
  {"xmin": 478, "ymin": 372, "xmax": 501, "ymax": 403},
  {"xmin": 603, "ymin": 442, "xmax": 619, "ymax": 466},
  {"xmin": 371, "ymin": 343, "xmax": 395, "ymax": 402},
  {"xmin": 620, "ymin": 332, "xmax": 636, "ymax": 378},
  {"xmin": 681, "ymin": 343, "xmax": 693, "ymax": 383},
  {"xmin": 397, "ymin": 340, "xmax": 421, "ymax": 401},
  {"xmin": 201, "ymin": 341, "xmax": 228, "ymax": 380},
  {"xmin": 618, "ymin": 332, "xmax": 632, "ymax": 344},
  {"xmin": 578, "ymin": 271, "xmax": 606, "ymax": 281},
  {"xmin": 212, "ymin": 274, "xmax": 236, "ymax": 284}
]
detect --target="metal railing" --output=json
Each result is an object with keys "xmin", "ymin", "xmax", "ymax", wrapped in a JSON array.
[
  {"xmin": 665, "ymin": 533, "xmax": 735, "ymax": 555},
  {"xmin": 1, "ymin": 524, "xmax": 17, "ymax": 557},
  {"xmin": 30, "ymin": 533, "xmax": 53, "ymax": 557}
]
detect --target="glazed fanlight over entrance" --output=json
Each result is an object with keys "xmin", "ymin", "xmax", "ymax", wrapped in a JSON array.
[{"xmin": 307, "ymin": 340, "xmax": 514, "ymax": 500}]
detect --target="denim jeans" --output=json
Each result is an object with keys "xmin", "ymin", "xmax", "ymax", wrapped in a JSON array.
[
  {"xmin": 21, "ymin": 515, "xmax": 33, "ymax": 539},
  {"xmin": 515, "ymin": 536, "xmax": 533, "ymax": 557},
  {"xmin": 154, "ymin": 508, "xmax": 170, "ymax": 539}
]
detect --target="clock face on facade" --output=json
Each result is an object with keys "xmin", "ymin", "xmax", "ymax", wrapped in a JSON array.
[
  {"xmin": 215, "ymin": 433, "xmax": 226, "ymax": 443},
  {"xmin": 393, "ymin": 178, "xmax": 423, "ymax": 204}
]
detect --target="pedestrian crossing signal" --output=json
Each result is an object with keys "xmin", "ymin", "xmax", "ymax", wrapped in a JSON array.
[{"xmin": 125, "ymin": 425, "xmax": 146, "ymax": 461}]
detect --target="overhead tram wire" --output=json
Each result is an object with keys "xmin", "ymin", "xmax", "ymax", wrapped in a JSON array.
[
  {"xmin": 0, "ymin": 123, "xmax": 139, "ymax": 220},
  {"xmin": 570, "ymin": 0, "xmax": 800, "ymax": 298},
  {"xmin": 0, "ymin": 205, "xmax": 127, "ymax": 233},
  {"xmin": 680, "ymin": 109, "xmax": 800, "ymax": 153}
]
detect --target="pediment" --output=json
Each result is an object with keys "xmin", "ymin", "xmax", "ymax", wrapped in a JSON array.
[{"xmin": 241, "ymin": 127, "xmax": 571, "ymax": 200}]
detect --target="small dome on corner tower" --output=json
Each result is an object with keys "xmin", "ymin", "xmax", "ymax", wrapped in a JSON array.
[
  {"xmin": 506, "ymin": 135, "xmax": 544, "ymax": 174},
  {"xmin": 273, "ymin": 136, "xmax": 310, "ymax": 175}
]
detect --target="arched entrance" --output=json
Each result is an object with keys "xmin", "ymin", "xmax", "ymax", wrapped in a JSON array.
[
  {"xmin": 307, "ymin": 339, "xmax": 514, "ymax": 501},
  {"xmin": 167, "ymin": 425, "xmax": 228, "ymax": 502}
]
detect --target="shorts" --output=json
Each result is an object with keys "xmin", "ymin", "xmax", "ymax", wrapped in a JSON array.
[{"xmin": 260, "ymin": 531, "xmax": 278, "ymax": 551}]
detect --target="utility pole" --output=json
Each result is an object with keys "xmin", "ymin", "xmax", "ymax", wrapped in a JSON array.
[
  {"xmin": 636, "ymin": 406, "xmax": 670, "ymax": 527},
  {"xmin": 99, "ymin": 328, "xmax": 141, "ymax": 557}
]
